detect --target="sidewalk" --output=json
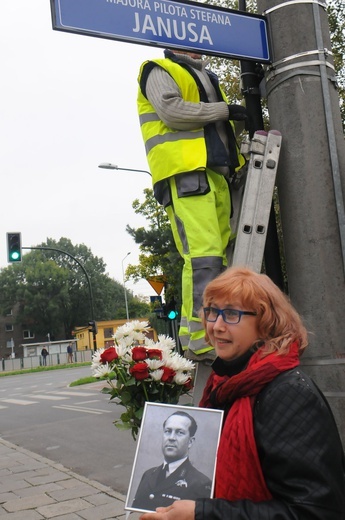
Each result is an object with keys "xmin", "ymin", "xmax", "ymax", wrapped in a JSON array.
[{"xmin": 0, "ymin": 437, "xmax": 141, "ymax": 520}]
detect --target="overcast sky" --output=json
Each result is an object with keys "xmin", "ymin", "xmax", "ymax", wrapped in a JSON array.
[{"xmin": 0, "ymin": 2, "xmax": 163, "ymax": 298}]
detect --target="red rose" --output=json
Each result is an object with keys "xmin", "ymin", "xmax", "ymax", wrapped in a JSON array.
[
  {"xmin": 161, "ymin": 366, "xmax": 176, "ymax": 383},
  {"xmin": 146, "ymin": 349, "xmax": 163, "ymax": 360},
  {"xmin": 184, "ymin": 378, "xmax": 193, "ymax": 390},
  {"xmin": 100, "ymin": 347, "xmax": 118, "ymax": 363},
  {"xmin": 132, "ymin": 347, "xmax": 148, "ymax": 361},
  {"xmin": 130, "ymin": 362, "xmax": 149, "ymax": 380}
]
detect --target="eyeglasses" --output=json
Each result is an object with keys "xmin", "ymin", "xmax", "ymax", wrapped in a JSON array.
[{"xmin": 203, "ymin": 307, "xmax": 257, "ymax": 325}]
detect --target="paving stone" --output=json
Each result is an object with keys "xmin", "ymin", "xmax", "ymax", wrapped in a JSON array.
[
  {"xmin": 78, "ymin": 500, "xmax": 127, "ymax": 520},
  {"xmin": 26, "ymin": 470, "xmax": 72, "ymax": 486},
  {"xmin": 3, "ymin": 493, "xmax": 56, "ymax": 512},
  {"xmin": 48, "ymin": 515, "xmax": 84, "ymax": 520},
  {"xmin": 0, "ymin": 492, "xmax": 17, "ymax": 504},
  {"xmin": 83, "ymin": 492, "xmax": 116, "ymax": 506},
  {"xmin": 0, "ymin": 479, "xmax": 31, "ymax": 493},
  {"xmin": 19, "ymin": 482, "xmax": 64, "ymax": 497},
  {"xmin": 37, "ymin": 498, "xmax": 90, "ymax": 518},
  {"xmin": 0, "ymin": 511, "xmax": 44, "ymax": 520},
  {"xmin": 48, "ymin": 483, "xmax": 99, "ymax": 502},
  {"xmin": 58, "ymin": 479, "xmax": 86, "ymax": 489}
]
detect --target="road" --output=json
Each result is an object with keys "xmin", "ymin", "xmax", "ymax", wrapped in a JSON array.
[{"xmin": 0, "ymin": 366, "xmax": 137, "ymax": 495}]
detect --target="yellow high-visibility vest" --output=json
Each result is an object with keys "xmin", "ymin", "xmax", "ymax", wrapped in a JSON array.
[{"xmin": 137, "ymin": 58, "xmax": 245, "ymax": 185}]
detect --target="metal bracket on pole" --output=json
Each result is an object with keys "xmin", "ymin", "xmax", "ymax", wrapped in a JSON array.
[{"xmin": 262, "ymin": 0, "xmax": 327, "ymax": 16}]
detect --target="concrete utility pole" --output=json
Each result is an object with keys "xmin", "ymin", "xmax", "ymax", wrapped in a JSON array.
[{"xmin": 256, "ymin": 0, "xmax": 345, "ymax": 440}]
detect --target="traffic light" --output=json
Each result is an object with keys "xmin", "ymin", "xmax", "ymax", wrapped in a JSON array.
[
  {"xmin": 88, "ymin": 320, "xmax": 98, "ymax": 335},
  {"xmin": 166, "ymin": 298, "xmax": 179, "ymax": 320},
  {"xmin": 156, "ymin": 304, "xmax": 167, "ymax": 321},
  {"xmin": 7, "ymin": 232, "xmax": 22, "ymax": 263}
]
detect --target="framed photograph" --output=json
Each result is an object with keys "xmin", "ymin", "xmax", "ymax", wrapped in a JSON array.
[{"xmin": 125, "ymin": 402, "xmax": 224, "ymax": 514}]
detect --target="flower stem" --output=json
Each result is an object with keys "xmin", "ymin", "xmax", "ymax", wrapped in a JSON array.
[{"xmin": 142, "ymin": 381, "xmax": 149, "ymax": 401}]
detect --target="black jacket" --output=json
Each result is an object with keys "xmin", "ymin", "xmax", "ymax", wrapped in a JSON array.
[
  {"xmin": 132, "ymin": 458, "xmax": 212, "ymax": 513},
  {"xmin": 196, "ymin": 368, "xmax": 345, "ymax": 519}
]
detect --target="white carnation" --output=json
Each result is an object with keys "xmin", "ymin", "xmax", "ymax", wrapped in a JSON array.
[
  {"xmin": 173, "ymin": 372, "xmax": 191, "ymax": 385},
  {"xmin": 93, "ymin": 362, "xmax": 112, "ymax": 378},
  {"xmin": 115, "ymin": 340, "xmax": 131, "ymax": 357},
  {"xmin": 150, "ymin": 369, "xmax": 164, "ymax": 381},
  {"xmin": 91, "ymin": 348, "xmax": 105, "ymax": 369},
  {"xmin": 145, "ymin": 359, "xmax": 164, "ymax": 370},
  {"xmin": 164, "ymin": 352, "xmax": 193, "ymax": 372},
  {"xmin": 114, "ymin": 320, "xmax": 150, "ymax": 342},
  {"xmin": 156, "ymin": 335, "xmax": 176, "ymax": 351}
]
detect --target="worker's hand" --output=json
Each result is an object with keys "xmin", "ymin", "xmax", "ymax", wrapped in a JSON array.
[
  {"xmin": 228, "ymin": 104, "xmax": 249, "ymax": 121},
  {"xmin": 139, "ymin": 500, "xmax": 196, "ymax": 520}
]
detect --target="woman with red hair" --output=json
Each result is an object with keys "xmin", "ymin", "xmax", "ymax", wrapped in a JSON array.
[{"xmin": 140, "ymin": 267, "xmax": 345, "ymax": 520}]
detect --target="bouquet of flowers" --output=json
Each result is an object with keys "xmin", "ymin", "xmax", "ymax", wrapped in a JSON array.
[{"xmin": 91, "ymin": 320, "xmax": 195, "ymax": 440}]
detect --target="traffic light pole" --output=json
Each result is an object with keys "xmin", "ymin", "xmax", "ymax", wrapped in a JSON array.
[{"xmin": 22, "ymin": 246, "xmax": 97, "ymax": 351}]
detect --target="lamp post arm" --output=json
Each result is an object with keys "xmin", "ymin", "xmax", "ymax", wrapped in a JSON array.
[
  {"xmin": 98, "ymin": 163, "xmax": 152, "ymax": 177},
  {"xmin": 114, "ymin": 166, "xmax": 152, "ymax": 176}
]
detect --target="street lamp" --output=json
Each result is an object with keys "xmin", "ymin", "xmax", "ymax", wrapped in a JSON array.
[
  {"xmin": 122, "ymin": 252, "xmax": 131, "ymax": 321},
  {"xmin": 98, "ymin": 163, "xmax": 152, "ymax": 177}
]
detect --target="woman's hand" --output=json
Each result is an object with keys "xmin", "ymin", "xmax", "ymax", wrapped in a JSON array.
[{"xmin": 139, "ymin": 500, "xmax": 196, "ymax": 520}]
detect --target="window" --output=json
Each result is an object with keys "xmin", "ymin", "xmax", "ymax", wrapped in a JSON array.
[
  {"xmin": 6, "ymin": 309, "xmax": 13, "ymax": 316},
  {"xmin": 104, "ymin": 327, "xmax": 114, "ymax": 338},
  {"xmin": 23, "ymin": 330, "xmax": 35, "ymax": 339},
  {"xmin": 5, "ymin": 324, "xmax": 13, "ymax": 332}
]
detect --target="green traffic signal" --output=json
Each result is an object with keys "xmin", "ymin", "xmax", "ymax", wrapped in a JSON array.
[
  {"xmin": 7, "ymin": 232, "xmax": 22, "ymax": 263},
  {"xmin": 167, "ymin": 309, "xmax": 178, "ymax": 320},
  {"xmin": 166, "ymin": 298, "xmax": 179, "ymax": 320}
]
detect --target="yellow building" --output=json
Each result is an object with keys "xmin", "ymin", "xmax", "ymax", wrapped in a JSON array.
[{"xmin": 73, "ymin": 319, "xmax": 157, "ymax": 351}]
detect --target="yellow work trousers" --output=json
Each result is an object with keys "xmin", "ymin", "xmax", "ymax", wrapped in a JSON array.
[{"xmin": 166, "ymin": 169, "xmax": 231, "ymax": 358}]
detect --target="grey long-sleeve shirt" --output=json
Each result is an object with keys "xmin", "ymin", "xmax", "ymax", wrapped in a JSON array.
[{"xmin": 145, "ymin": 54, "xmax": 230, "ymax": 132}]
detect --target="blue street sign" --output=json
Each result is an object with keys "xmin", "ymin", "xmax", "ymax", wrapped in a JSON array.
[
  {"xmin": 50, "ymin": 0, "xmax": 270, "ymax": 63},
  {"xmin": 150, "ymin": 295, "xmax": 162, "ymax": 305}
]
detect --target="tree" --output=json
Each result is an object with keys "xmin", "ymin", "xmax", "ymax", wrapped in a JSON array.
[
  {"xmin": 0, "ymin": 237, "xmax": 149, "ymax": 339},
  {"xmin": 327, "ymin": 0, "xmax": 345, "ymax": 130},
  {"xmin": 126, "ymin": 188, "xmax": 183, "ymax": 303}
]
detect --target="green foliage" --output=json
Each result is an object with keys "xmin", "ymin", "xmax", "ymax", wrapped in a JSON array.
[
  {"xmin": 0, "ymin": 362, "xmax": 91, "ymax": 377},
  {"xmin": 0, "ymin": 237, "xmax": 150, "ymax": 339},
  {"xmin": 126, "ymin": 188, "xmax": 183, "ymax": 303},
  {"xmin": 201, "ymin": 0, "xmax": 344, "ymax": 128},
  {"xmin": 327, "ymin": 0, "xmax": 345, "ymax": 130}
]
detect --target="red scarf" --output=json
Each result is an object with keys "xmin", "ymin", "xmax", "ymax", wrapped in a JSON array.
[{"xmin": 199, "ymin": 342, "xmax": 300, "ymax": 502}]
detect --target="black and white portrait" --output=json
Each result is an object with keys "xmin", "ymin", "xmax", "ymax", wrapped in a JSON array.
[{"xmin": 125, "ymin": 402, "xmax": 223, "ymax": 513}]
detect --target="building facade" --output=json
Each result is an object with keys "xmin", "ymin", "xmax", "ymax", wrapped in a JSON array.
[{"xmin": 73, "ymin": 319, "xmax": 157, "ymax": 351}]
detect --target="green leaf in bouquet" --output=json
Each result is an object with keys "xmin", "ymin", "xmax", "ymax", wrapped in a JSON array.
[
  {"xmin": 134, "ymin": 407, "xmax": 144, "ymax": 420},
  {"xmin": 124, "ymin": 377, "xmax": 136, "ymax": 386},
  {"xmin": 148, "ymin": 384, "xmax": 160, "ymax": 395},
  {"xmin": 120, "ymin": 411, "xmax": 131, "ymax": 422},
  {"xmin": 119, "ymin": 390, "xmax": 132, "ymax": 404},
  {"xmin": 114, "ymin": 420, "xmax": 132, "ymax": 431},
  {"xmin": 115, "ymin": 379, "xmax": 123, "ymax": 389},
  {"xmin": 100, "ymin": 387, "xmax": 113, "ymax": 395}
]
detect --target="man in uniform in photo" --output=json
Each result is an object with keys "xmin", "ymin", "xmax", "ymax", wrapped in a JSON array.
[{"xmin": 132, "ymin": 411, "xmax": 212, "ymax": 512}]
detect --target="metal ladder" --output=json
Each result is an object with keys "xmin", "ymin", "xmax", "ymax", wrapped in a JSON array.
[{"xmin": 228, "ymin": 129, "xmax": 282, "ymax": 272}]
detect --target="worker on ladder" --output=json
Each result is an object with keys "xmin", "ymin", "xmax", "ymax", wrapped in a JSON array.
[{"xmin": 137, "ymin": 48, "xmax": 249, "ymax": 398}]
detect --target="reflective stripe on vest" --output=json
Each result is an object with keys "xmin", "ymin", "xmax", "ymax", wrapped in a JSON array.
[{"xmin": 138, "ymin": 59, "xmax": 209, "ymax": 184}]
